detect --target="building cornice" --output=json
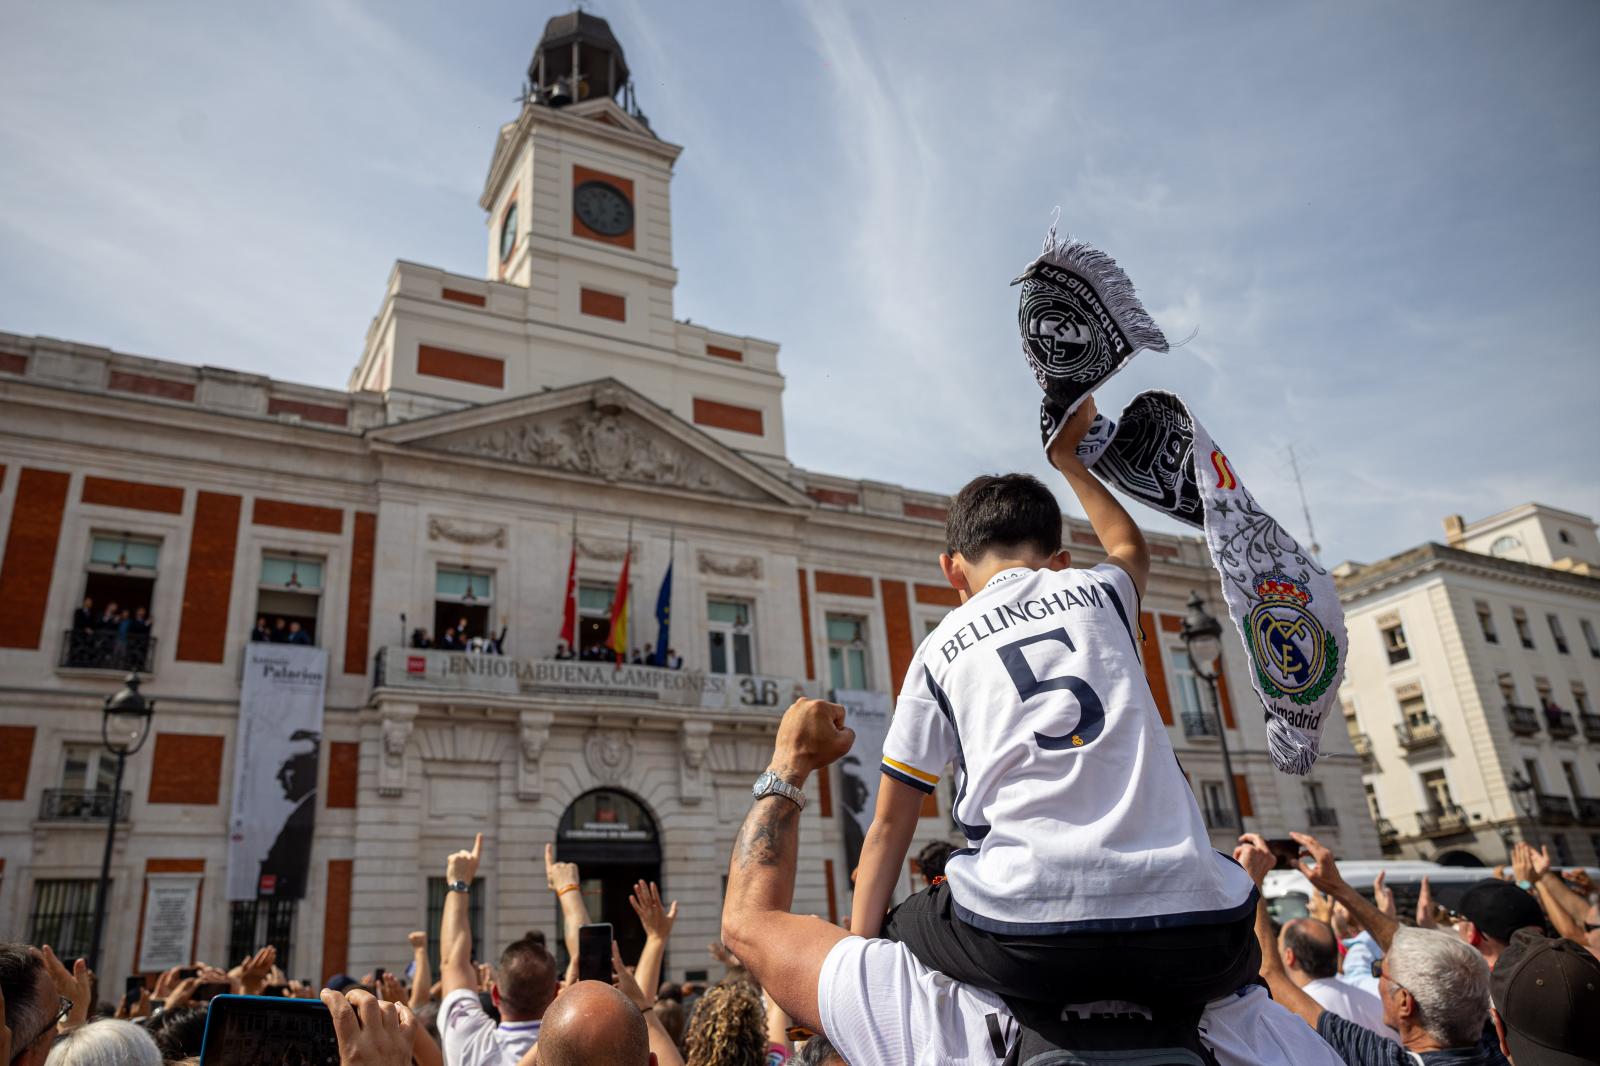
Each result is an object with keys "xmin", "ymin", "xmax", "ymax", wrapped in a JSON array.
[{"xmin": 1337, "ymin": 542, "xmax": 1600, "ymax": 604}]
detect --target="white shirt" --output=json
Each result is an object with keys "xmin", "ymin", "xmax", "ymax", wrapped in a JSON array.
[
  {"xmin": 818, "ymin": 935, "xmax": 1348, "ymax": 1066},
  {"xmin": 881, "ymin": 563, "xmax": 1254, "ymax": 931},
  {"xmin": 440, "ymin": 988, "xmax": 540, "ymax": 1066},
  {"xmin": 1303, "ymin": 977, "xmax": 1396, "ymax": 1039}
]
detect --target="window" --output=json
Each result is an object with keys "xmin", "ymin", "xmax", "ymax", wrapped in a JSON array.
[
  {"xmin": 60, "ymin": 743, "xmax": 117, "ymax": 794},
  {"xmin": 1420, "ymin": 770, "xmax": 1453, "ymax": 813},
  {"xmin": 28, "ymin": 880, "xmax": 101, "ymax": 960},
  {"xmin": 827, "ymin": 615, "xmax": 869, "ymax": 691},
  {"xmin": 1582, "ymin": 619, "xmax": 1600, "ymax": 659},
  {"xmin": 68, "ymin": 533, "xmax": 161, "ymax": 669},
  {"xmin": 706, "ymin": 599, "xmax": 754, "ymax": 675},
  {"xmin": 1497, "ymin": 672, "xmax": 1518, "ymax": 705},
  {"xmin": 1380, "ymin": 620, "xmax": 1411, "ymax": 664},
  {"xmin": 1476, "ymin": 602, "xmax": 1498, "ymax": 644},
  {"xmin": 1560, "ymin": 761, "xmax": 1582, "ymax": 799},
  {"xmin": 1551, "ymin": 834, "xmax": 1572, "ymax": 866},
  {"xmin": 1524, "ymin": 758, "xmax": 1544, "ymax": 791},
  {"xmin": 577, "ymin": 583, "xmax": 616, "ymax": 656},
  {"xmin": 426, "ymin": 877, "xmax": 484, "ymax": 973},
  {"xmin": 1399, "ymin": 691, "xmax": 1430, "ymax": 727},
  {"xmin": 1512, "ymin": 608, "xmax": 1534, "ymax": 649},
  {"xmin": 1536, "ymin": 677, "xmax": 1554, "ymax": 709},
  {"xmin": 255, "ymin": 553, "xmax": 324, "ymax": 645},
  {"xmin": 1490, "ymin": 535, "xmax": 1522, "ymax": 559},
  {"xmin": 1169, "ymin": 646, "xmax": 1205, "ymax": 721},
  {"xmin": 1573, "ymin": 684, "xmax": 1591, "ymax": 717},
  {"xmin": 1200, "ymin": 781, "xmax": 1229, "ymax": 822},
  {"xmin": 1548, "ymin": 614, "xmax": 1570, "ymax": 655},
  {"xmin": 1559, "ymin": 529, "xmax": 1573, "ymax": 545},
  {"xmin": 1364, "ymin": 783, "xmax": 1382, "ymax": 821},
  {"xmin": 229, "ymin": 899, "xmax": 297, "ymax": 975},
  {"xmin": 434, "ymin": 566, "xmax": 494, "ymax": 648}
]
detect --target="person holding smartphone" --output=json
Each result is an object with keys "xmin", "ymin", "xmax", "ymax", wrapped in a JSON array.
[{"xmin": 437, "ymin": 834, "xmax": 560, "ymax": 1066}]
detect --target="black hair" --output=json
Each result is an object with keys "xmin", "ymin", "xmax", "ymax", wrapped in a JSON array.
[
  {"xmin": 1281, "ymin": 919, "xmax": 1338, "ymax": 980},
  {"xmin": 795, "ymin": 1033, "xmax": 847, "ymax": 1066},
  {"xmin": 945, "ymin": 474, "xmax": 1062, "ymax": 561},
  {"xmin": 146, "ymin": 1005, "xmax": 209, "ymax": 1061},
  {"xmin": 916, "ymin": 840, "xmax": 954, "ymax": 881}
]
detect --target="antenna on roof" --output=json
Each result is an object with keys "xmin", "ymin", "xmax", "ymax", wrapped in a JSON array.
[{"xmin": 1286, "ymin": 443, "xmax": 1322, "ymax": 560}]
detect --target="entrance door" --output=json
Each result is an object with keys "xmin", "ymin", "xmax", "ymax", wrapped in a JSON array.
[{"xmin": 555, "ymin": 789, "xmax": 662, "ymax": 972}]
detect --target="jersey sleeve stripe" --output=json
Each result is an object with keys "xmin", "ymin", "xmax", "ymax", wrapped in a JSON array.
[{"xmin": 881, "ymin": 758, "xmax": 939, "ymax": 793}]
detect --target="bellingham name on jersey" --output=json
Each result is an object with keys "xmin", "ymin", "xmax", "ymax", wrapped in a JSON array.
[{"xmin": 934, "ymin": 572, "xmax": 1127, "ymax": 667}]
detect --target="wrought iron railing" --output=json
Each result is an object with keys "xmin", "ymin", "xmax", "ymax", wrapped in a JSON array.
[
  {"xmin": 1307, "ymin": 806, "xmax": 1340, "ymax": 827},
  {"xmin": 1416, "ymin": 805, "xmax": 1469, "ymax": 835},
  {"xmin": 1580, "ymin": 713, "xmax": 1600, "ymax": 742},
  {"xmin": 1181, "ymin": 712, "xmax": 1219, "ymax": 739},
  {"xmin": 58, "ymin": 630, "xmax": 156, "ymax": 672},
  {"xmin": 39, "ymin": 789, "xmax": 130, "ymax": 823},
  {"xmin": 1544, "ymin": 707, "xmax": 1577, "ymax": 739},
  {"xmin": 1505, "ymin": 703, "xmax": 1540, "ymax": 736},
  {"xmin": 1351, "ymin": 733, "xmax": 1374, "ymax": 760},
  {"xmin": 1375, "ymin": 817, "xmax": 1398, "ymax": 841},
  {"xmin": 1536, "ymin": 792, "xmax": 1575, "ymax": 822},
  {"xmin": 1395, "ymin": 719, "xmax": 1444, "ymax": 750},
  {"xmin": 1574, "ymin": 797, "xmax": 1600, "ymax": 825}
]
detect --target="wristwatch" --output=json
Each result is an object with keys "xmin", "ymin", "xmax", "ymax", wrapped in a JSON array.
[
  {"xmin": 752, "ymin": 770, "xmax": 805, "ymax": 810},
  {"xmin": 447, "ymin": 880, "xmax": 471, "ymax": 894}
]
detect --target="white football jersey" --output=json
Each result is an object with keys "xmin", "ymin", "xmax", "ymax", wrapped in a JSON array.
[{"xmin": 881, "ymin": 563, "xmax": 1254, "ymax": 932}]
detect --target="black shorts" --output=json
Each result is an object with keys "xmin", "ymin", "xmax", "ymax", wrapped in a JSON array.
[{"xmin": 883, "ymin": 879, "xmax": 1260, "ymax": 1011}]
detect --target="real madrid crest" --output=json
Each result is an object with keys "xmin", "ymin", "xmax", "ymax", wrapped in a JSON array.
[{"xmin": 1245, "ymin": 573, "xmax": 1339, "ymax": 706}]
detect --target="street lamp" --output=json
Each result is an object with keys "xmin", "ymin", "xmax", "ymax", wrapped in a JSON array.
[
  {"xmin": 87, "ymin": 673, "xmax": 155, "ymax": 975},
  {"xmin": 1180, "ymin": 591, "xmax": 1245, "ymax": 833},
  {"xmin": 1507, "ymin": 767, "xmax": 1536, "ymax": 848}
]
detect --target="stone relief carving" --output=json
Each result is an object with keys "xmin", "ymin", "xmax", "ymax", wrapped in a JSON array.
[
  {"xmin": 517, "ymin": 710, "xmax": 553, "ymax": 801},
  {"xmin": 583, "ymin": 727, "xmax": 635, "ymax": 785},
  {"xmin": 433, "ymin": 410, "xmax": 765, "ymax": 501},
  {"xmin": 679, "ymin": 720, "xmax": 712, "ymax": 805},
  {"xmin": 379, "ymin": 712, "xmax": 416, "ymax": 797},
  {"xmin": 428, "ymin": 517, "xmax": 507, "ymax": 548},
  {"xmin": 697, "ymin": 551, "xmax": 762, "ymax": 580},
  {"xmin": 578, "ymin": 538, "xmax": 628, "ymax": 562}
]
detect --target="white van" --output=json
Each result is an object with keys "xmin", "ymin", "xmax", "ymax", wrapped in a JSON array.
[{"xmin": 1262, "ymin": 861, "xmax": 1500, "ymax": 924}]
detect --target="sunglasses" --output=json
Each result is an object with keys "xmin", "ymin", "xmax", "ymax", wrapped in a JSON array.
[{"xmin": 9, "ymin": 996, "xmax": 72, "ymax": 1063}]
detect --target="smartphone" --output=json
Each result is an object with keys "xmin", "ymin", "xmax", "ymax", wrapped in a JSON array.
[
  {"xmin": 194, "ymin": 982, "xmax": 233, "ymax": 1002},
  {"xmin": 178, "ymin": 966, "xmax": 201, "ymax": 980},
  {"xmin": 373, "ymin": 968, "xmax": 386, "ymax": 991},
  {"xmin": 1265, "ymin": 838, "xmax": 1302, "ymax": 871},
  {"xmin": 577, "ymin": 923, "xmax": 614, "ymax": 984},
  {"xmin": 262, "ymin": 984, "xmax": 290, "ymax": 998},
  {"xmin": 122, "ymin": 974, "xmax": 143, "ymax": 1010},
  {"xmin": 199, "ymin": 995, "xmax": 339, "ymax": 1066}
]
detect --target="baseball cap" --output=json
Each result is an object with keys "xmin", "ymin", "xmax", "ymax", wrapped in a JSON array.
[
  {"xmin": 1456, "ymin": 879, "xmax": 1546, "ymax": 943},
  {"xmin": 324, "ymin": 973, "xmax": 361, "ymax": 992},
  {"xmin": 1489, "ymin": 928, "xmax": 1600, "ymax": 1066}
]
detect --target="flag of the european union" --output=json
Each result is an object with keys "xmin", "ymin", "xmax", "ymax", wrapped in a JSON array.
[{"xmin": 652, "ymin": 563, "xmax": 672, "ymax": 666}]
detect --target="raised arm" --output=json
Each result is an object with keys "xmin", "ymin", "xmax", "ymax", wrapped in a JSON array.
[
  {"xmin": 1047, "ymin": 398, "xmax": 1149, "ymax": 597},
  {"xmin": 722, "ymin": 699, "xmax": 854, "ymax": 1033},
  {"xmin": 1291, "ymin": 831, "xmax": 1398, "ymax": 953},
  {"xmin": 612, "ymin": 942, "xmax": 684, "ymax": 1066},
  {"xmin": 407, "ymin": 930, "xmax": 432, "ymax": 1011},
  {"xmin": 440, "ymin": 834, "xmax": 483, "ymax": 996},
  {"xmin": 1522, "ymin": 843, "xmax": 1588, "ymax": 944},
  {"xmin": 848, "ymin": 776, "xmax": 925, "ymax": 938},
  {"xmin": 545, "ymin": 843, "xmax": 590, "ymax": 971},
  {"xmin": 628, "ymin": 880, "xmax": 678, "ymax": 1002},
  {"xmin": 1237, "ymin": 835, "xmax": 1324, "ymax": 1031}
]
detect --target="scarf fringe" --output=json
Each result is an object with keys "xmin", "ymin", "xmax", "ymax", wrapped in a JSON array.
[
  {"xmin": 1037, "ymin": 224, "xmax": 1171, "ymax": 355},
  {"xmin": 1265, "ymin": 717, "xmax": 1319, "ymax": 776}
]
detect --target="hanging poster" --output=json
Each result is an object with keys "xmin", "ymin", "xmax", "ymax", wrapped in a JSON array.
[{"xmin": 833, "ymin": 689, "xmax": 894, "ymax": 877}]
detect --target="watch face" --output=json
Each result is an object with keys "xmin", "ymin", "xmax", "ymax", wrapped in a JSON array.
[{"xmin": 574, "ymin": 181, "xmax": 634, "ymax": 237}]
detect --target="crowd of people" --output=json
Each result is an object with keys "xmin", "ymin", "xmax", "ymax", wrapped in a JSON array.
[
  {"xmin": 553, "ymin": 641, "xmax": 684, "ymax": 668},
  {"xmin": 250, "ymin": 615, "xmax": 315, "ymax": 645},
  {"xmin": 410, "ymin": 618, "xmax": 510, "ymax": 654},
  {"xmin": 64, "ymin": 596, "xmax": 153, "ymax": 669}
]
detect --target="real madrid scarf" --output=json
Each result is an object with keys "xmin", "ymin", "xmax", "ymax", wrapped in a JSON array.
[{"xmin": 1016, "ymin": 231, "xmax": 1346, "ymax": 775}]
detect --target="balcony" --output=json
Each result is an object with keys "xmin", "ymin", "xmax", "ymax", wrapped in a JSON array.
[
  {"xmin": 39, "ymin": 789, "xmax": 130, "ymax": 823},
  {"xmin": 1544, "ymin": 706, "xmax": 1577, "ymax": 740},
  {"xmin": 1575, "ymin": 797, "xmax": 1600, "ymax": 825},
  {"xmin": 372, "ymin": 646, "xmax": 804, "ymax": 715},
  {"xmin": 1536, "ymin": 792, "xmax": 1575, "ymax": 823},
  {"xmin": 1581, "ymin": 713, "xmax": 1600, "ymax": 743},
  {"xmin": 1181, "ymin": 712, "xmax": 1219, "ymax": 740},
  {"xmin": 1351, "ymin": 733, "xmax": 1375, "ymax": 762},
  {"xmin": 1307, "ymin": 806, "xmax": 1340, "ymax": 828},
  {"xmin": 1375, "ymin": 817, "xmax": 1398, "ymax": 843},
  {"xmin": 1504, "ymin": 703, "xmax": 1540, "ymax": 737},
  {"xmin": 1416, "ymin": 805, "xmax": 1471, "ymax": 837},
  {"xmin": 1395, "ymin": 719, "xmax": 1444, "ymax": 752},
  {"xmin": 58, "ymin": 630, "xmax": 156, "ymax": 673},
  {"xmin": 1202, "ymin": 806, "xmax": 1239, "ymax": 831}
]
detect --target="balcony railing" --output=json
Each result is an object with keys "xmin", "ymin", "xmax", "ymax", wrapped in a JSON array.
[
  {"xmin": 58, "ymin": 630, "xmax": 156, "ymax": 673},
  {"xmin": 1544, "ymin": 706, "xmax": 1577, "ymax": 740},
  {"xmin": 1375, "ymin": 817, "xmax": 1398, "ymax": 842},
  {"xmin": 1202, "ymin": 806, "xmax": 1239, "ymax": 830},
  {"xmin": 1351, "ymin": 733, "xmax": 1374, "ymax": 761},
  {"xmin": 1416, "ymin": 805, "xmax": 1470, "ymax": 836},
  {"xmin": 39, "ymin": 789, "xmax": 130, "ymax": 823},
  {"xmin": 1536, "ymin": 793, "xmax": 1575, "ymax": 823},
  {"xmin": 1395, "ymin": 719, "xmax": 1444, "ymax": 751},
  {"xmin": 1575, "ymin": 797, "xmax": 1600, "ymax": 825},
  {"xmin": 1504, "ymin": 703, "xmax": 1540, "ymax": 737},
  {"xmin": 1307, "ymin": 806, "xmax": 1340, "ymax": 827},
  {"xmin": 1181, "ymin": 712, "xmax": 1219, "ymax": 739},
  {"xmin": 1581, "ymin": 713, "xmax": 1600, "ymax": 742}
]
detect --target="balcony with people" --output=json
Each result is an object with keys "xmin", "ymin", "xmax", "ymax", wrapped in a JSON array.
[
  {"xmin": 1541, "ymin": 701, "xmax": 1577, "ymax": 739},
  {"xmin": 1504, "ymin": 702, "xmax": 1541, "ymax": 736}
]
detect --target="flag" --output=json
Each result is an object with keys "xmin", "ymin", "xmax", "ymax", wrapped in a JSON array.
[
  {"xmin": 606, "ymin": 547, "xmax": 631, "ymax": 668},
  {"xmin": 558, "ymin": 527, "xmax": 577, "ymax": 651},
  {"xmin": 652, "ymin": 562, "xmax": 672, "ymax": 666}
]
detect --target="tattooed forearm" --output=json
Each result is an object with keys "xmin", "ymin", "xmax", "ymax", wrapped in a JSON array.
[{"xmin": 735, "ymin": 797, "xmax": 799, "ymax": 869}]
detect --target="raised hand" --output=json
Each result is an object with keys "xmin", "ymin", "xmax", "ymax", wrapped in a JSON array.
[
  {"xmin": 1511, "ymin": 841, "xmax": 1536, "ymax": 885},
  {"xmin": 628, "ymin": 881, "xmax": 679, "ymax": 940},
  {"xmin": 1289, "ymin": 832, "xmax": 1348, "ymax": 898},
  {"xmin": 544, "ymin": 843, "xmax": 579, "ymax": 893},
  {"xmin": 1372, "ymin": 870, "xmax": 1396, "ymax": 918},
  {"xmin": 1530, "ymin": 843, "xmax": 1554, "ymax": 881},
  {"xmin": 1416, "ymin": 876, "xmax": 1438, "ymax": 929},
  {"xmin": 708, "ymin": 940, "xmax": 741, "ymax": 968},
  {"xmin": 1231, "ymin": 833, "xmax": 1274, "ymax": 886},
  {"xmin": 407, "ymin": 931, "xmax": 428, "ymax": 951},
  {"xmin": 237, "ymin": 945, "xmax": 277, "ymax": 995},
  {"xmin": 38, "ymin": 946, "xmax": 92, "ymax": 1029},
  {"xmin": 321, "ymin": 988, "xmax": 415, "ymax": 1066},
  {"xmin": 611, "ymin": 942, "xmax": 651, "ymax": 1011},
  {"xmin": 1047, "ymin": 396, "xmax": 1099, "ymax": 470},
  {"xmin": 447, "ymin": 833, "xmax": 483, "ymax": 884},
  {"xmin": 378, "ymin": 973, "xmax": 406, "ymax": 1004}
]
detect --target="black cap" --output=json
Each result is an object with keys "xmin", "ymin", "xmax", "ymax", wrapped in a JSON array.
[
  {"xmin": 1456, "ymin": 879, "xmax": 1546, "ymax": 943},
  {"xmin": 1490, "ymin": 928, "xmax": 1600, "ymax": 1066}
]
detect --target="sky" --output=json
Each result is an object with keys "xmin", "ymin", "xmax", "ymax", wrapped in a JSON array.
[{"xmin": 2, "ymin": 0, "xmax": 1597, "ymax": 564}]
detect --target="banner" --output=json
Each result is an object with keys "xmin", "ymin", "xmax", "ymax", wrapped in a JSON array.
[
  {"xmin": 227, "ymin": 644, "xmax": 327, "ymax": 901},
  {"xmin": 137, "ymin": 873, "xmax": 202, "ymax": 972},
  {"xmin": 834, "ymin": 689, "xmax": 894, "ymax": 877}
]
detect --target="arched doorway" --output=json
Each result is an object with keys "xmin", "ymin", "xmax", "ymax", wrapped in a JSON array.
[{"xmin": 555, "ymin": 789, "xmax": 662, "ymax": 971}]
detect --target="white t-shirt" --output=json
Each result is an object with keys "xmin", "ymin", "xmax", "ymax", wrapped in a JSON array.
[
  {"xmin": 881, "ymin": 563, "xmax": 1254, "ymax": 931},
  {"xmin": 1302, "ymin": 977, "xmax": 1396, "ymax": 1039},
  {"xmin": 440, "ymin": 987, "xmax": 541, "ymax": 1066},
  {"xmin": 818, "ymin": 935, "xmax": 1347, "ymax": 1066}
]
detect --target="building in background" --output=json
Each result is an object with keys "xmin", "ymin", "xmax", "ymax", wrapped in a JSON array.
[
  {"xmin": 0, "ymin": 10, "xmax": 1374, "ymax": 990},
  {"xmin": 1337, "ymin": 503, "xmax": 1600, "ymax": 866}
]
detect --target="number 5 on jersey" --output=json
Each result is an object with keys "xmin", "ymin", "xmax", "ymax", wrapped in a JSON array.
[{"xmin": 996, "ymin": 628, "xmax": 1105, "ymax": 750}]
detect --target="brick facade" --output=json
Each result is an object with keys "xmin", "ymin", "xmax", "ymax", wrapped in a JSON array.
[
  {"xmin": 691, "ymin": 398, "xmax": 763, "ymax": 436},
  {"xmin": 252, "ymin": 498, "xmax": 343, "ymax": 536},
  {"xmin": 343, "ymin": 512, "xmax": 376, "ymax": 675},
  {"xmin": 325, "ymin": 742, "xmax": 359, "ymax": 809},
  {"xmin": 0, "ymin": 726, "xmax": 36, "ymax": 800},
  {"xmin": 321, "ymin": 859, "xmax": 353, "ymax": 982},
  {"xmin": 0, "ymin": 468, "xmax": 70, "ymax": 649},
  {"xmin": 175, "ymin": 492, "xmax": 242, "ymax": 663},
  {"xmin": 81, "ymin": 476, "xmax": 185, "ymax": 514},
  {"xmin": 416, "ymin": 345, "xmax": 505, "ymax": 389},
  {"xmin": 147, "ymin": 732, "xmax": 227, "ymax": 805}
]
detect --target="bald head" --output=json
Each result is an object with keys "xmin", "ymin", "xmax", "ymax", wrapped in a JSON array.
[
  {"xmin": 536, "ymin": 982, "xmax": 651, "ymax": 1066},
  {"xmin": 1280, "ymin": 918, "xmax": 1339, "ymax": 980}
]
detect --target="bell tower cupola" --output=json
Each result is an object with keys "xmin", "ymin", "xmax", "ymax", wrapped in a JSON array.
[{"xmin": 527, "ymin": 10, "xmax": 648, "ymax": 125}]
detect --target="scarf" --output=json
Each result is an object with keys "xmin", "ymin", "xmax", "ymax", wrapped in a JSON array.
[{"xmin": 1016, "ymin": 231, "xmax": 1345, "ymax": 774}]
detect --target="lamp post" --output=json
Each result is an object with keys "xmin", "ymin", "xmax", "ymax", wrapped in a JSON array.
[
  {"xmin": 1507, "ymin": 767, "xmax": 1536, "ymax": 849},
  {"xmin": 1180, "ymin": 591, "xmax": 1244, "ymax": 832},
  {"xmin": 87, "ymin": 673, "xmax": 155, "ymax": 976}
]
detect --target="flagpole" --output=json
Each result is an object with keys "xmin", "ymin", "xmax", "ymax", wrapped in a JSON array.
[{"xmin": 664, "ymin": 527, "xmax": 675, "ymax": 666}]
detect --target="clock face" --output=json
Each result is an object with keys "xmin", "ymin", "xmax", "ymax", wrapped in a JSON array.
[
  {"xmin": 499, "ymin": 202, "xmax": 518, "ymax": 261},
  {"xmin": 574, "ymin": 181, "xmax": 634, "ymax": 237}
]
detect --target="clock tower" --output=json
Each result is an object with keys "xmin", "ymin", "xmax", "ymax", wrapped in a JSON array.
[{"xmin": 352, "ymin": 9, "xmax": 788, "ymax": 461}]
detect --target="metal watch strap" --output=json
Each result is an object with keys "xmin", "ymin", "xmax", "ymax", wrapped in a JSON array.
[
  {"xmin": 447, "ymin": 880, "xmax": 470, "ymax": 893},
  {"xmin": 753, "ymin": 771, "xmax": 805, "ymax": 810}
]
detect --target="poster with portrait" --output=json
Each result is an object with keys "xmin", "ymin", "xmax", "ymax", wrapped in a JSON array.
[
  {"xmin": 833, "ymin": 689, "xmax": 894, "ymax": 878},
  {"xmin": 226, "ymin": 643, "xmax": 327, "ymax": 901}
]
